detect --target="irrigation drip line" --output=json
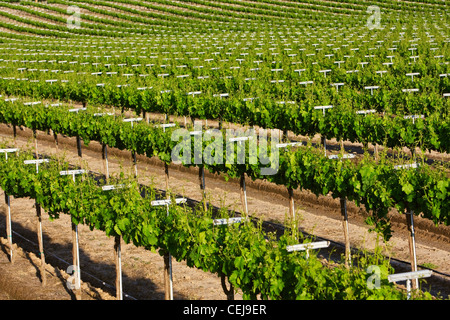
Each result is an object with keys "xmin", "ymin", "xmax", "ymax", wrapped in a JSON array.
[
  {"xmin": 82, "ymin": 165, "xmax": 450, "ymax": 281},
  {"xmin": 2, "ymin": 149, "xmax": 449, "ymax": 301}
]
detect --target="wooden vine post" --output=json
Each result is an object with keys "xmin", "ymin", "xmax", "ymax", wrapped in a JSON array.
[
  {"xmin": 23, "ymin": 102, "xmax": 42, "ymax": 159},
  {"xmin": 405, "ymin": 209, "xmax": 418, "ymax": 290},
  {"xmin": 229, "ymin": 136, "xmax": 252, "ymax": 216},
  {"xmin": 159, "ymin": 122, "xmax": 176, "ymax": 198},
  {"xmin": 340, "ymin": 197, "xmax": 351, "ymax": 267},
  {"xmin": 102, "ymin": 184, "xmax": 125, "ymax": 300},
  {"xmin": 199, "ymin": 165, "xmax": 207, "ymax": 212},
  {"xmin": 69, "ymin": 107, "xmax": 87, "ymax": 158},
  {"xmin": 102, "ymin": 143, "xmax": 109, "ymax": 182},
  {"xmin": 190, "ymin": 128, "xmax": 208, "ymax": 212},
  {"xmin": 239, "ymin": 173, "xmax": 248, "ymax": 215},
  {"xmin": 288, "ymin": 187, "xmax": 295, "ymax": 221},
  {"xmin": 46, "ymin": 103, "xmax": 62, "ymax": 154},
  {"xmin": 313, "ymin": 105, "xmax": 333, "ymax": 157},
  {"xmin": 59, "ymin": 169, "xmax": 85, "ymax": 300},
  {"xmin": 5, "ymin": 98, "xmax": 18, "ymax": 145},
  {"xmin": 394, "ymin": 162, "xmax": 420, "ymax": 290},
  {"xmin": 276, "ymin": 142, "xmax": 302, "ymax": 222},
  {"xmin": 151, "ymin": 197, "xmax": 187, "ymax": 300},
  {"xmin": 157, "ymin": 121, "xmax": 180, "ymax": 300},
  {"xmin": 163, "ymin": 238, "xmax": 171, "ymax": 300},
  {"xmin": 163, "ymin": 113, "xmax": 175, "ymax": 298},
  {"xmin": 94, "ymin": 112, "xmax": 114, "ymax": 182},
  {"xmin": 53, "ymin": 130, "xmax": 59, "ymax": 153},
  {"xmin": 114, "ymin": 235, "xmax": 122, "ymax": 300},
  {"xmin": 123, "ymin": 117, "xmax": 143, "ymax": 179},
  {"xmin": 0, "ymin": 148, "xmax": 19, "ymax": 263},
  {"xmin": 24, "ymin": 158, "xmax": 50, "ymax": 286},
  {"xmin": 33, "ymin": 129, "xmax": 39, "ymax": 159},
  {"xmin": 356, "ymin": 109, "xmax": 378, "ymax": 159},
  {"xmin": 329, "ymin": 153, "xmax": 355, "ymax": 268}
]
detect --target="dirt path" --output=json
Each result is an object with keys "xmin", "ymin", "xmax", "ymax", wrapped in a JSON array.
[{"xmin": 0, "ymin": 122, "xmax": 449, "ymax": 299}]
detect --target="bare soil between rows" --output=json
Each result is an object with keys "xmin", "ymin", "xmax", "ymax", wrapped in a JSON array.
[{"xmin": 0, "ymin": 122, "xmax": 448, "ymax": 300}]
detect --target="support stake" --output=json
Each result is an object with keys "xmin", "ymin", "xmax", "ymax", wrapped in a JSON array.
[
  {"xmin": 151, "ymin": 198, "xmax": 187, "ymax": 300},
  {"xmin": 394, "ymin": 163, "xmax": 420, "ymax": 290},
  {"xmin": 239, "ymin": 173, "xmax": 248, "ymax": 216},
  {"xmin": 340, "ymin": 197, "xmax": 351, "ymax": 267},
  {"xmin": 60, "ymin": 169, "xmax": 85, "ymax": 299},
  {"xmin": 405, "ymin": 210, "xmax": 418, "ymax": 289},
  {"xmin": 24, "ymin": 158, "xmax": 50, "ymax": 286},
  {"xmin": 0, "ymin": 148, "xmax": 18, "ymax": 263},
  {"xmin": 288, "ymin": 187, "xmax": 295, "ymax": 221},
  {"xmin": 102, "ymin": 143, "xmax": 109, "ymax": 182},
  {"xmin": 114, "ymin": 235, "xmax": 123, "ymax": 300},
  {"xmin": 36, "ymin": 203, "xmax": 46, "ymax": 286},
  {"xmin": 199, "ymin": 166, "xmax": 207, "ymax": 212},
  {"xmin": 102, "ymin": 184, "xmax": 125, "ymax": 300}
]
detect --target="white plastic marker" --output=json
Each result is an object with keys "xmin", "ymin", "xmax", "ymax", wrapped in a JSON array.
[
  {"xmin": 0, "ymin": 148, "xmax": 19, "ymax": 262},
  {"xmin": 294, "ymin": 68, "xmax": 306, "ymax": 76},
  {"xmin": 59, "ymin": 169, "xmax": 85, "ymax": 298},
  {"xmin": 356, "ymin": 109, "xmax": 376, "ymax": 115},
  {"xmin": 23, "ymin": 158, "xmax": 49, "ymax": 173},
  {"xmin": 404, "ymin": 114, "xmax": 424, "ymax": 125},
  {"xmin": 402, "ymin": 88, "xmax": 419, "ymax": 93},
  {"xmin": 394, "ymin": 162, "xmax": 420, "ymax": 289},
  {"xmin": 151, "ymin": 197, "xmax": 187, "ymax": 300},
  {"xmin": 299, "ymin": 80, "xmax": 313, "ymax": 86},
  {"xmin": 151, "ymin": 198, "xmax": 187, "ymax": 207},
  {"xmin": 394, "ymin": 163, "xmax": 420, "ymax": 170},
  {"xmin": 364, "ymin": 86, "xmax": 379, "ymax": 95},
  {"xmin": 155, "ymin": 123, "xmax": 176, "ymax": 130},
  {"xmin": 319, "ymin": 69, "xmax": 331, "ymax": 77},
  {"xmin": 314, "ymin": 105, "xmax": 333, "ymax": 156},
  {"xmin": 276, "ymin": 142, "xmax": 302, "ymax": 148},
  {"xmin": 328, "ymin": 154, "xmax": 355, "ymax": 160},
  {"xmin": 286, "ymin": 241, "xmax": 330, "ymax": 259},
  {"xmin": 213, "ymin": 216, "xmax": 247, "ymax": 226},
  {"xmin": 24, "ymin": 158, "xmax": 50, "ymax": 286},
  {"xmin": 331, "ymin": 82, "xmax": 344, "ymax": 92},
  {"xmin": 406, "ymin": 72, "xmax": 420, "ymax": 82},
  {"xmin": 388, "ymin": 270, "xmax": 432, "ymax": 300}
]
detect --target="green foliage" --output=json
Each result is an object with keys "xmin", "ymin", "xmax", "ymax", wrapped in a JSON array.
[
  {"xmin": 0, "ymin": 100, "xmax": 447, "ymax": 240},
  {"xmin": 0, "ymin": 150, "xmax": 436, "ymax": 300}
]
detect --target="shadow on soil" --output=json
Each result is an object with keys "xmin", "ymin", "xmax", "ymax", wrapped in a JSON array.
[{"xmin": 0, "ymin": 207, "xmax": 188, "ymax": 300}]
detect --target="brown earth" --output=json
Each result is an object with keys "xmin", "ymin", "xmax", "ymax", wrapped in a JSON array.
[{"xmin": 0, "ymin": 120, "xmax": 448, "ymax": 300}]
